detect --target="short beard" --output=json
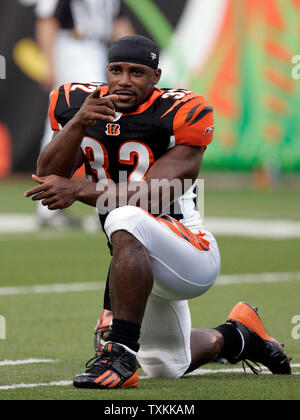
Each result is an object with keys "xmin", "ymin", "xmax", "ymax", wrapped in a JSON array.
[
  {"xmin": 114, "ymin": 103, "xmax": 140, "ymax": 113},
  {"xmin": 113, "ymin": 89, "xmax": 154, "ymax": 114}
]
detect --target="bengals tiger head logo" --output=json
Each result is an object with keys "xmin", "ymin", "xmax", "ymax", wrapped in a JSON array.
[{"xmin": 105, "ymin": 123, "xmax": 121, "ymax": 136}]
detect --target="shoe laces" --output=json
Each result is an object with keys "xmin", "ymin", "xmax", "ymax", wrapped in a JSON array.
[
  {"xmin": 242, "ymin": 360, "xmax": 263, "ymax": 375},
  {"xmin": 85, "ymin": 355, "xmax": 102, "ymax": 370},
  {"xmin": 85, "ymin": 350, "xmax": 114, "ymax": 371}
]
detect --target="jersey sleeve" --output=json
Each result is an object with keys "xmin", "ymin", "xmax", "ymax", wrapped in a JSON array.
[
  {"xmin": 48, "ymin": 82, "xmax": 108, "ymax": 131},
  {"xmin": 172, "ymin": 96, "xmax": 215, "ymax": 147},
  {"xmin": 48, "ymin": 86, "xmax": 61, "ymax": 131},
  {"xmin": 48, "ymin": 83, "xmax": 81, "ymax": 131},
  {"xmin": 48, "ymin": 83, "xmax": 86, "ymax": 131}
]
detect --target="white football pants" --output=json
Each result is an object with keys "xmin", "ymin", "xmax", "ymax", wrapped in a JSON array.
[{"xmin": 104, "ymin": 205, "xmax": 221, "ymax": 378}]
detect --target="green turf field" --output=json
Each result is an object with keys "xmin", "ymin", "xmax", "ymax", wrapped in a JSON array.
[{"xmin": 0, "ymin": 176, "xmax": 299, "ymax": 401}]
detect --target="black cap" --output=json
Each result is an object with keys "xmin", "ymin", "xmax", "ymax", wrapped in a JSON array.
[{"xmin": 108, "ymin": 35, "xmax": 160, "ymax": 69}]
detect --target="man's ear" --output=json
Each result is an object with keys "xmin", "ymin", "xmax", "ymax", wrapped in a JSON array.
[{"xmin": 153, "ymin": 68, "xmax": 162, "ymax": 85}]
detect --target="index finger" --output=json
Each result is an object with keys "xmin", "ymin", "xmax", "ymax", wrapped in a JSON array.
[
  {"xmin": 24, "ymin": 184, "xmax": 48, "ymax": 198},
  {"xmin": 90, "ymin": 87, "xmax": 118, "ymax": 103},
  {"xmin": 93, "ymin": 94, "xmax": 119, "ymax": 108},
  {"xmin": 104, "ymin": 94, "xmax": 119, "ymax": 103},
  {"xmin": 90, "ymin": 86, "xmax": 102, "ymax": 98}
]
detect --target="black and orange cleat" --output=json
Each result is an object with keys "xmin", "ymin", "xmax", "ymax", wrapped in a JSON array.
[
  {"xmin": 94, "ymin": 309, "xmax": 113, "ymax": 356},
  {"xmin": 73, "ymin": 342, "xmax": 139, "ymax": 389},
  {"xmin": 226, "ymin": 302, "xmax": 291, "ymax": 375}
]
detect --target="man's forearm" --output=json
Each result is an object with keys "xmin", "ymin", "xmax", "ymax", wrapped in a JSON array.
[
  {"xmin": 36, "ymin": 17, "xmax": 60, "ymax": 91},
  {"xmin": 74, "ymin": 179, "xmax": 170, "ymax": 214},
  {"xmin": 74, "ymin": 180, "xmax": 151, "ymax": 210},
  {"xmin": 38, "ymin": 87, "xmax": 118, "ymax": 178},
  {"xmin": 36, "ymin": 17, "xmax": 59, "ymax": 66},
  {"xmin": 74, "ymin": 180, "xmax": 101, "ymax": 207},
  {"xmin": 37, "ymin": 117, "xmax": 85, "ymax": 178}
]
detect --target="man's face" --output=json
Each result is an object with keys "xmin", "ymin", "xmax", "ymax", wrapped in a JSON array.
[{"xmin": 107, "ymin": 62, "xmax": 161, "ymax": 112}]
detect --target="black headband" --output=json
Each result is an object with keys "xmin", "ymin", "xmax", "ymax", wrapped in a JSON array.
[{"xmin": 108, "ymin": 35, "xmax": 160, "ymax": 70}]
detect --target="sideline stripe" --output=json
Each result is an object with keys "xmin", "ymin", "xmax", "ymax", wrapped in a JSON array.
[
  {"xmin": 0, "ymin": 381, "xmax": 73, "ymax": 391},
  {"xmin": 217, "ymin": 271, "xmax": 300, "ymax": 286},
  {"xmin": 0, "ymin": 214, "xmax": 37, "ymax": 233},
  {"xmin": 0, "ymin": 282, "xmax": 104, "ymax": 296},
  {"xmin": 1, "ymin": 365, "xmax": 299, "ymax": 390},
  {"xmin": 0, "ymin": 271, "xmax": 299, "ymax": 297},
  {"xmin": 0, "ymin": 359, "xmax": 56, "ymax": 367},
  {"xmin": 205, "ymin": 217, "xmax": 300, "ymax": 239},
  {"xmin": 2, "ymin": 214, "xmax": 300, "ymax": 238},
  {"xmin": 186, "ymin": 364, "xmax": 300, "ymax": 376}
]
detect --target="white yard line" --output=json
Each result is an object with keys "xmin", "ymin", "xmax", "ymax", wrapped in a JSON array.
[
  {"xmin": 0, "ymin": 380, "xmax": 73, "ymax": 391},
  {"xmin": 1, "ymin": 364, "xmax": 299, "ymax": 391},
  {"xmin": 0, "ymin": 282, "xmax": 104, "ymax": 296},
  {"xmin": 186, "ymin": 364, "xmax": 300, "ymax": 376},
  {"xmin": 1, "ymin": 214, "xmax": 300, "ymax": 238},
  {"xmin": 0, "ymin": 214, "xmax": 37, "ymax": 233},
  {"xmin": 216, "ymin": 271, "xmax": 300, "ymax": 286},
  {"xmin": 0, "ymin": 359, "xmax": 57, "ymax": 367},
  {"xmin": 205, "ymin": 217, "xmax": 300, "ymax": 239},
  {"xmin": 0, "ymin": 271, "xmax": 299, "ymax": 297}
]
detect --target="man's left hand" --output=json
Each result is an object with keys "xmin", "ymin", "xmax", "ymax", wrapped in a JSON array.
[{"xmin": 24, "ymin": 175, "xmax": 77, "ymax": 210}]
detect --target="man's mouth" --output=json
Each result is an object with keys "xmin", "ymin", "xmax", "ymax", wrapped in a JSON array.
[{"xmin": 113, "ymin": 90, "xmax": 136, "ymax": 101}]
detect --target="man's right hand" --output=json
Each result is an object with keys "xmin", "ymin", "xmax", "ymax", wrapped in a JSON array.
[{"xmin": 74, "ymin": 87, "xmax": 119, "ymax": 127}]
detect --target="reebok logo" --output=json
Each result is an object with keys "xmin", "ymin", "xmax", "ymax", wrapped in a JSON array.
[{"xmin": 204, "ymin": 125, "xmax": 215, "ymax": 135}]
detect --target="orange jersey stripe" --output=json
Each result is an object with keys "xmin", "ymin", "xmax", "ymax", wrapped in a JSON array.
[
  {"xmin": 63, "ymin": 83, "xmax": 72, "ymax": 107},
  {"xmin": 48, "ymin": 87, "xmax": 60, "ymax": 131},
  {"xmin": 173, "ymin": 98, "xmax": 214, "ymax": 147},
  {"xmin": 160, "ymin": 92, "xmax": 200, "ymax": 119}
]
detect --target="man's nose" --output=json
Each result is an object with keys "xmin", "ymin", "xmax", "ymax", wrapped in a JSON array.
[{"xmin": 119, "ymin": 72, "xmax": 132, "ymax": 86}]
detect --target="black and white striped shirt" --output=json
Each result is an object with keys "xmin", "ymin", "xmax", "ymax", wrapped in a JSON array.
[{"xmin": 35, "ymin": 0, "xmax": 124, "ymax": 41}]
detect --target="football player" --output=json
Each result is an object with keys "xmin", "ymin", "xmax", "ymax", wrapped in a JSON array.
[{"xmin": 25, "ymin": 35, "xmax": 291, "ymax": 389}]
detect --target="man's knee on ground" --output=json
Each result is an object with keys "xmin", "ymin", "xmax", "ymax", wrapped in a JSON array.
[{"xmin": 139, "ymin": 355, "xmax": 189, "ymax": 379}]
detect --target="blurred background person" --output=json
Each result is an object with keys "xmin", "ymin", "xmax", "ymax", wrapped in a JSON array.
[
  {"xmin": 1, "ymin": 0, "xmax": 300, "ymax": 222},
  {"xmin": 35, "ymin": 0, "xmax": 134, "ymax": 228}
]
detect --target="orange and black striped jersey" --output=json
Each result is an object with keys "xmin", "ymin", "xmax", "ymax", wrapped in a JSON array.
[
  {"xmin": 49, "ymin": 82, "xmax": 214, "ymax": 228},
  {"xmin": 49, "ymin": 82, "xmax": 214, "ymax": 185}
]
